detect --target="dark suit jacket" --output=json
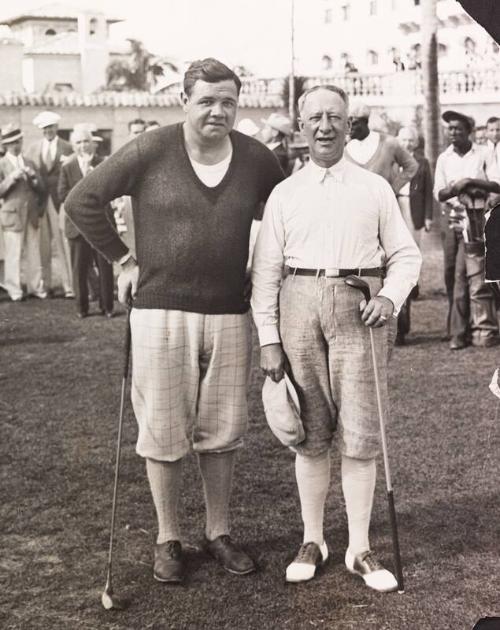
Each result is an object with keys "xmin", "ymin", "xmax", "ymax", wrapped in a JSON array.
[
  {"xmin": 58, "ymin": 154, "xmax": 114, "ymax": 239},
  {"xmin": 0, "ymin": 155, "xmax": 44, "ymax": 231},
  {"xmin": 409, "ymin": 155, "xmax": 434, "ymax": 230},
  {"xmin": 26, "ymin": 136, "xmax": 73, "ymax": 210}
]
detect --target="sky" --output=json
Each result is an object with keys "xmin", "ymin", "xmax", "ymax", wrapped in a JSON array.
[{"xmin": 3, "ymin": 0, "xmax": 317, "ymax": 76}]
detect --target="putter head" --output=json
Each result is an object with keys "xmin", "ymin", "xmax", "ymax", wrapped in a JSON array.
[{"xmin": 344, "ymin": 275, "xmax": 371, "ymax": 302}]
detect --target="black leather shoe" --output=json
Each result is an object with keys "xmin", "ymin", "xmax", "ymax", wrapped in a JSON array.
[
  {"xmin": 450, "ymin": 338, "xmax": 466, "ymax": 350},
  {"xmin": 205, "ymin": 535, "xmax": 256, "ymax": 575},
  {"xmin": 154, "ymin": 540, "xmax": 184, "ymax": 583}
]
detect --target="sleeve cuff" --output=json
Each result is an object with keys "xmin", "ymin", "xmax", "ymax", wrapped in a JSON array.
[
  {"xmin": 377, "ymin": 287, "xmax": 405, "ymax": 317},
  {"xmin": 118, "ymin": 251, "xmax": 133, "ymax": 266},
  {"xmin": 257, "ymin": 325, "xmax": 281, "ymax": 347}
]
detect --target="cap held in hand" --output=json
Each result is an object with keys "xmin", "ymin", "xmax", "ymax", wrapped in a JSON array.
[{"xmin": 262, "ymin": 373, "xmax": 305, "ymax": 447}]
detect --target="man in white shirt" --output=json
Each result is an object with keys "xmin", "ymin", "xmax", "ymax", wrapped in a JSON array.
[
  {"xmin": 251, "ymin": 85, "xmax": 421, "ymax": 590},
  {"xmin": 484, "ymin": 117, "xmax": 500, "ymax": 184},
  {"xmin": 26, "ymin": 111, "xmax": 74, "ymax": 297},
  {"xmin": 434, "ymin": 110, "xmax": 500, "ymax": 350}
]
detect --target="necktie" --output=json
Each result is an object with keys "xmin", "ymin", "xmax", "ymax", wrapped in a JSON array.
[{"xmin": 44, "ymin": 143, "xmax": 53, "ymax": 171}]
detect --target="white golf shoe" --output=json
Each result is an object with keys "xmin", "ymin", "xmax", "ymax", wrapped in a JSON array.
[
  {"xmin": 286, "ymin": 541, "xmax": 329, "ymax": 583},
  {"xmin": 345, "ymin": 549, "xmax": 398, "ymax": 592}
]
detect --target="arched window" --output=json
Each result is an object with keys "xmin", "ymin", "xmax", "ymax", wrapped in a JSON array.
[
  {"xmin": 464, "ymin": 37, "xmax": 476, "ymax": 53},
  {"xmin": 438, "ymin": 43, "xmax": 448, "ymax": 58},
  {"xmin": 89, "ymin": 17, "xmax": 98, "ymax": 36},
  {"xmin": 321, "ymin": 54, "xmax": 333, "ymax": 71},
  {"xmin": 367, "ymin": 50, "xmax": 379, "ymax": 65},
  {"xmin": 45, "ymin": 28, "xmax": 56, "ymax": 36}
]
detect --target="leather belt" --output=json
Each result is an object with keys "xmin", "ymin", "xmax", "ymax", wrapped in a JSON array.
[{"xmin": 286, "ymin": 267, "xmax": 385, "ymax": 278}]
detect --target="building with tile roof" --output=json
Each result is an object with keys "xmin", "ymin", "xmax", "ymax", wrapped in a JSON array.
[{"xmin": 0, "ymin": 3, "xmax": 123, "ymax": 94}]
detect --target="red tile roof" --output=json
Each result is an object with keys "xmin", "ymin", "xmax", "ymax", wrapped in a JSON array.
[{"xmin": 0, "ymin": 91, "xmax": 283, "ymax": 109}]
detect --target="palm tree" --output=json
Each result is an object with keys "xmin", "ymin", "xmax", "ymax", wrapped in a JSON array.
[
  {"xmin": 106, "ymin": 39, "xmax": 178, "ymax": 92},
  {"xmin": 421, "ymin": 0, "xmax": 440, "ymax": 173}
]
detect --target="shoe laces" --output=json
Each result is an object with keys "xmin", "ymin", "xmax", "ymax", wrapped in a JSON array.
[
  {"xmin": 164, "ymin": 540, "xmax": 180, "ymax": 556},
  {"xmin": 295, "ymin": 542, "xmax": 320, "ymax": 562},
  {"xmin": 359, "ymin": 550, "xmax": 383, "ymax": 572}
]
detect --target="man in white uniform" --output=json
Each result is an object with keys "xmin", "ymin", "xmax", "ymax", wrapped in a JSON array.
[{"xmin": 26, "ymin": 111, "xmax": 73, "ymax": 297}]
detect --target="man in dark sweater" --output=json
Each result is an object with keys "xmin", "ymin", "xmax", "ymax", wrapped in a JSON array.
[{"xmin": 66, "ymin": 58, "xmax": 284, "ymax": 584}]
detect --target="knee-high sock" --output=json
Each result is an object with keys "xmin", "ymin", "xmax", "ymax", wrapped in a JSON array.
[
  {"xmin": 341, "ymin": 455, "xmax": 377, "ymax": 556},
  {"xmin": 146, "ymin": 457, "xmax": 183, "ymax": 544},
  {"xmin": 198, "ymin": 451, "xmax": 235, "ymax": 541},
  {"xmin": 295, "ymin": 451, "xmax": 331, "ymax": 546}
]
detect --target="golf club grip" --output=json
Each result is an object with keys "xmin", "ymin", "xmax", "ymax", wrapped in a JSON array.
[
  {"xmin": 122, "ymin": 308, "xmax": 132, "ymax": 378},
  {"xmin": 387, "ymin": 489, "xmax": 404, "ymax": 592}
]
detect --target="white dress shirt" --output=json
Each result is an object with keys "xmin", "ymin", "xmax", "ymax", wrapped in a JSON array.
[
  {"xmin": 251, "ymin": 157, "xmax": 422, "ymax": 346},
  {"xmin": 433, "ymin": 143, "xmax": 489, "ymax": 202},
  {"xmin": 484, "ymin": 140, "xmax": 500, "ymax": 184},
  {"xmin": 6, "ymin": 152, "xmax": 25, "ymax": 170},
  {"xmin": 42, "ymin": 137, "xmax": 57, "ymax": 164},
  {"xmin": 345, "ymin": 131, "xmax": 380, "ymax": 165}
]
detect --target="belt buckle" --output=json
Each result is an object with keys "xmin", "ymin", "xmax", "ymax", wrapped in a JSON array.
[{"xmin": 324, "ymin": 268, "xmax": 340, "ymax": 277}]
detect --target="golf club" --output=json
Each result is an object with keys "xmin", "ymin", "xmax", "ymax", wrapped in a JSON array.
[
  {"xmin": 344, "ymin": 275, "xmax": 405, "ymax": 594},
  {"xmin": 101, "ymin": 306, "xmax": 132, "ymax": 610}
]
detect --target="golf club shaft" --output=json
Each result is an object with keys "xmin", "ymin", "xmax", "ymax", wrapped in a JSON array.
[
  {"xmin": 368, "ymin": 326, "xmax": 404, "ymax": 592},
  {"xmin": 368, "ymin": 328, "xmax": 392, "ymax": 492},
  {"xmin": 105, "ymin": 308, "xmax": 132, "ymax": 586}
]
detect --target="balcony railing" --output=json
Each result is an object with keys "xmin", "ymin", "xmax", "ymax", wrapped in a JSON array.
[{"xmin": 239, "ymin": 67, "xmax": 499, "ymax": 105}]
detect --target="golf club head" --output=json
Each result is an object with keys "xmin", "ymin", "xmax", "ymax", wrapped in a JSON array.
[
  {"xmin": 101, "ymin": 588, "xmax": 126, "ymax": 611},
  {"xmin": 344, "ymin": 275, "xmax": 371, "ymax": 303}
]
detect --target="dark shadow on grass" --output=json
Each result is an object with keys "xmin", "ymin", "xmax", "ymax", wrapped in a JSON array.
[{"xmin": 0, "ymin": 335, "xmax": 74, "ymax": 346}]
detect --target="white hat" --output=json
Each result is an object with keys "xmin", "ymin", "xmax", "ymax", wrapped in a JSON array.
[
  {"xmin": 262, "ymin": 374, "xmax": 305, "ymax": 447},
  {"xmin": 349, "ymin": 102, "xmax": 371, "ymax": 119},
  {"xmin": 237, "ymin": 118, "xmax": 260, "ymax": 137},
  {"xmin": 32, "ymin": 111, "xmax": 61, "ymax": 129},
  {"xmin": 1, "ymin": 123, "xmax": 23, "ymax": 144},
  {"xmin": 261, "ymin": 112, "xmax": 293, "ymax": 137}
]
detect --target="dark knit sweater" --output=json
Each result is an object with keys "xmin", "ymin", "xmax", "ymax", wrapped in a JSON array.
[{"xmin": 65, "ymin": 123, "xmax": 284, "ymax": 314}]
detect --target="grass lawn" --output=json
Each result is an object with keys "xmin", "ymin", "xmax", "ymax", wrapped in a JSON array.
[{"xmin": 1, "ymin": 229, "xmax": 500, "ymax": 630}]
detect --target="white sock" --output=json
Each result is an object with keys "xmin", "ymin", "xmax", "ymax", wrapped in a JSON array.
[
  {"xmin": 146, "ymin": 457, "xmax": 183, "ymax": 544},
  {"xmin": 295, "ymin": 451, "xmax": 331, "ymax": 546},
  {"xmin": 341, "ymin": 455, "xmax": 376, "ymax": 556}
]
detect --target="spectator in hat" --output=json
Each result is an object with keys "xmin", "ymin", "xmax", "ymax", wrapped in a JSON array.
[
  {"xmin": 58, "ymin": 127, "xmax": 114, "ymax": 319},
  {"xmin": 345, "ymin": 103, "xmax": 418, "ymax": 195},
  {"xmin": 26, "ymin": 111, "xmax": 74, "ymax": 298},
  {"xmin": 236, "ymin": 118, "xmax": 260, "ymax": 138},
  {"xmin": 261, "ymin": 112, "xmax": 293, "ymax": 176},
  {"xmin": 0, "ymin": 124, "xmax": 46, "ymax": 301},
  {"xmin": 434, "ymin": 109, "xmax": 500, "ymax": 349}
]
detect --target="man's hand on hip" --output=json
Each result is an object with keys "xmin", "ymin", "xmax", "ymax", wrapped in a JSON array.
[
  {"xmin": 260, "ymin": 343, "xmax": 286, "ymax": 382},
  {"xmin": 117, "ymin": 257, "xmax": 139, "ymax": 305},
  {"xmin": 360, "ymin": 296, "xmax": 394, "ymax": 328}
]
